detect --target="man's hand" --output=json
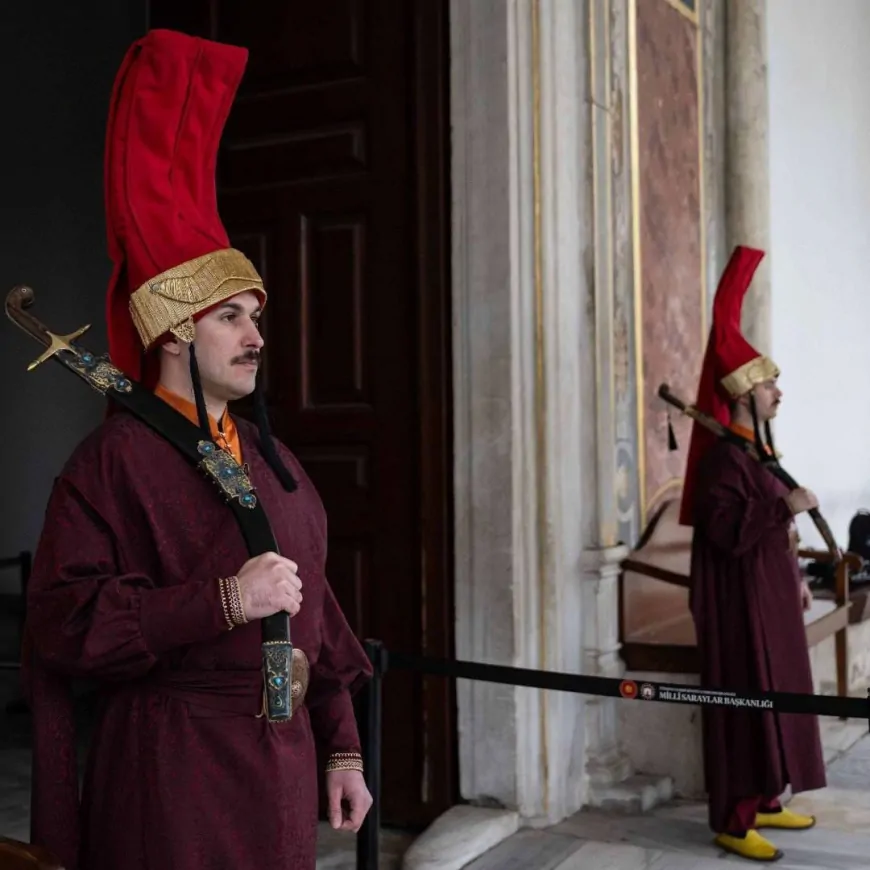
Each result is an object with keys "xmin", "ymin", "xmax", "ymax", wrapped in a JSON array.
[
  {"xmin": 785, "ymin": 487, "xmax": 819, "ymax": 516},
  {"xmin": 800, "ymin": 580, "xmax": 813, "ymax": 612},
  {"xmin": 236, "ymin": 552, "xmax": 303, "ymax": 620},
  {"xmin": 326, "ymin": 770, "xmax": 372, "ymax": 832}
]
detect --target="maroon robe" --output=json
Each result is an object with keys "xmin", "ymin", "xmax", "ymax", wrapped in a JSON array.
[
  {"xmin": 688, "ymin": 438, "xmax": 825, "ymax": 833},
  {"xmin": 23, "ymin": 410, "xmax": 372, "ymax": 870}
]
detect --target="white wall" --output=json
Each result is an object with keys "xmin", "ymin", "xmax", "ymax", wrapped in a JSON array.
[{"xmin": 768, "ymin": 0, "xmax": 870, "ymax": 550}]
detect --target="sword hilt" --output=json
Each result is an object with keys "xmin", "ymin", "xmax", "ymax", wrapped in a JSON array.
[
  {"xmin": 6, "ymin": 285, "xmax": 91, "ymax": 371},
  {"xmin": 6, "ymin": 285, "xmax": 51, "ymax": 347}
]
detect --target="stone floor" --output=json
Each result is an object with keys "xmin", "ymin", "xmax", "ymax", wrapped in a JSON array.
[
  {"xmin": 314, "ymin": 721, "xmax": 870, "ymax": 869},
  {"xmin": 463, "ymin": 719, "xmax": 870, "ymax": 870},
  {"xmin": 316, "ymin": 826, "xmax": 413, "ymax": 869}
]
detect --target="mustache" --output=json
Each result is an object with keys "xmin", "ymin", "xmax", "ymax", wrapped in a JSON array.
[{"xmin": 232, "ymin": 350, "xmax": 261, "ymax": 365}]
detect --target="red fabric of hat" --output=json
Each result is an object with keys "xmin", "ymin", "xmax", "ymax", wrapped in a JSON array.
[
  {"xmin": 678, "ymin": 245, "xmax": 767, "ymax": 526},
  {"xmin": 103, "ymin": 29, "xmax": 251, "ymax": 387}
]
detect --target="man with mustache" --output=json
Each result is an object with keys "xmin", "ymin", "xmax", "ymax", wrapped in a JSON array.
[
  {"xmin": 680, "ymin": 246, "xmax": 825, "ymax": 863},
  {"xmin": 22, "ymin": 29, "xmax": 372, "ymax": 870}
]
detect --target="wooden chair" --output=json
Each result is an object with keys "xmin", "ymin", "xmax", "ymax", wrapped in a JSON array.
[
  {"xmin": 618, "ymin": 497, "xmax": 855, "ymax": 714},
  {"xmin": 0, "ymin": 837, "xmax": 63, "ymax": 870},
  {"xmin": 797, "ymin": 543, "xmax": 861, "ymax": 700}
]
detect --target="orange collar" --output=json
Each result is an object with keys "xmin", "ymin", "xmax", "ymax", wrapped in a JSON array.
[
  {"xmin": 154, "ymin": 384, "xmax": 242, "ymax": 465},
  {"xmin": 729, "ymin": 422, "xmax": 754, "ymax": 442},
  {"xmin": 729, "ymin": 421, "xmax": 772, "ymax": 456}
]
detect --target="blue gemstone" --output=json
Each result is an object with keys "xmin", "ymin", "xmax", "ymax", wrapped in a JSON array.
[
  {"xmin": 242, "ymin": 494, "xmax": 254, "ymax": 504},
  {"xmin": 222, "ymin": 468, "xmax": 233, "ymax": 478},
  {"xmin": 202, "ymin": 444, "xmax": 214, "ymax": 453},
  {"xmin": 117, "ymin": 379, "xmax": 129, "ymax": 389},
  {"xmin": 82, "ymin": 353, "xmax": 94, "ymax": 365}
]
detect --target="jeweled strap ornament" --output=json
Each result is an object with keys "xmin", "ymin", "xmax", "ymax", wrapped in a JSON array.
[{"xmin": 5, "ymin": 285, "xmax": 294, "ymax": 722}]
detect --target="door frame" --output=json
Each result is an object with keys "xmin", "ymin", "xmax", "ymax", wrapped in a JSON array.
[
  {"xmin": 409, "ymin": 0, "xmax": 457, "ymax": 821},
  {"xmin": 144, "ymin": 0, "xmax": 458, "ymax": 825}
]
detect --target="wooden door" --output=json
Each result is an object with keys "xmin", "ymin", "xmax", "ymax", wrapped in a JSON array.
[{"xmin": 146, "ymin": 0, "xmax": 456, "ymax": 827}]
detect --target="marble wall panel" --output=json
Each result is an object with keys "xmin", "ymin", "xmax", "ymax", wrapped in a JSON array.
[{"xmin": 634, "ymin": 0, "xmax": 704, "ymax": 520}]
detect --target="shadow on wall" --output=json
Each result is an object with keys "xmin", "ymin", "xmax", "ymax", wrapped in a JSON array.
[{"xmin": 0, "ymin": 1, "xmax": 145, "ymax": 594}]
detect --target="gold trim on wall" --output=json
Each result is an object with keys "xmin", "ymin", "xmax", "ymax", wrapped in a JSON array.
[
  {"xmin": 697, "ymin": 5, "xmax": 707, "ymax": 340},
  {"xmin": 628, "ymin": 0, "xmax": 645, "ymax": 524},
  {"xmin": 629, "ymin": 0, "xmax": 706, "ymax": 528},
  {"xmin": 590, "ymin": 0, "xmax": 618, "ymax": 548},
  {"xmin": 605, "ymin": 3, "xmax": 616, "ymax": 548},
  {"xmin": 664, "ymin": 0, "xmax": 699, "ymax": 25},
  {"xmin": 530, "ymin": 0, "xmax": 550, "ymax": 814},
  {"xmin": 646, "ymin": 477, "xmax": 684, "ymax": 511}
]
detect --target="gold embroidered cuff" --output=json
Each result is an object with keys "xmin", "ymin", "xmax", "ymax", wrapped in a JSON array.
[
  {"xmin": 218, "ymin": 576, "xmax": 248, "ymax": 629},
  {"xmin": 325, "ymin": 752, "xmax": 364, "ymax": 774}
]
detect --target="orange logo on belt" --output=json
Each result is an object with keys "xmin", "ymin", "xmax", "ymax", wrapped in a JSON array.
[{"xmin": 619, "ymin": 680, "xmax": 638, "ymax": 699}]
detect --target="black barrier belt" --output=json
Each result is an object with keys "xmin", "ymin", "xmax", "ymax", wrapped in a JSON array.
[{"xmin": 386, "ymin": 651, "xmax": 869, "ymax": 720}]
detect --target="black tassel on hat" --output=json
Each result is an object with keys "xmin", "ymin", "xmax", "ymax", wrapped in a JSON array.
[
  {"xmin": 252, "ymin": 381, "xmax": 297, "ymax": 492},
  {"xmin": 667, "ymin": 409, "xmax": 679, "ymax": 451},
  {"xmin": 764, "ymin": 419, "xmax": 778, "ymax": 462},
  {"xmin": 188, "ymin": 343, "xmax": 213, "ymax": 437},
  {"xmin": 748, "ymin": 393, "xmax": 773, "ymax": 462}
]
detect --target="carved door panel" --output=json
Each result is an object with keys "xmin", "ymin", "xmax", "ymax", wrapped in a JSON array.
[{"xmin": 146, "ymin": 0, "xmax": 456, "ymax": 825}]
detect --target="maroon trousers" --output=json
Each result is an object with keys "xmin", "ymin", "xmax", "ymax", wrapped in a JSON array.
[{"xmin": 725, "ymin": 796, "xmax": 782, "ymax": 836}]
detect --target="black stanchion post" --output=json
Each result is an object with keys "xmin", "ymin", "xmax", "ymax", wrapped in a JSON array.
[
  {"xmin": 19, "ymin": 550, "xmax": 31, "ymax": 644},
  {"xmin": 357, "ymin": 639, "xmax": 388, "ymax": 870}
]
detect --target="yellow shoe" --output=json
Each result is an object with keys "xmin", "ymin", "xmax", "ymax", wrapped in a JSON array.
[
  {"xmin": 714, "ymin": 830, "xmax": 783, "ymax": 862},
  {"xmin": 755, "ymin": 807, "xmax": 815, "ymax": 830}
]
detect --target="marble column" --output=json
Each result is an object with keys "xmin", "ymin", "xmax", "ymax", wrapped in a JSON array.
[
  {"xmin": 450, "ymin": 0, "xmax": 594, "ymax": 827},
  {"xmin": 580, "ymin": 0, "xmax": 634, "ymax": 803},
  {"xmin": 724, "ymin": 0, "xmax": 771, "ymax": 352}
]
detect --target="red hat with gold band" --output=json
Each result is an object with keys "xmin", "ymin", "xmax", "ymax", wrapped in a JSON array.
[
  {"xmin": 104, "ymin": 28, "xmax": 265, "ymax": 387},
  {"xmin": 678, "ymin": 246, "xmax": 779, "ymax": 526}
]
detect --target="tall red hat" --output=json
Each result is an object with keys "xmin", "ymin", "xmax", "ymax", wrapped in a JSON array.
[
  {"xmin": 104, "ymin": 28, "xmax": 266, "ymax": 387},
  {"xmin": 678, "ymin": 245, "xmax": 779, "ymax": 526}
]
